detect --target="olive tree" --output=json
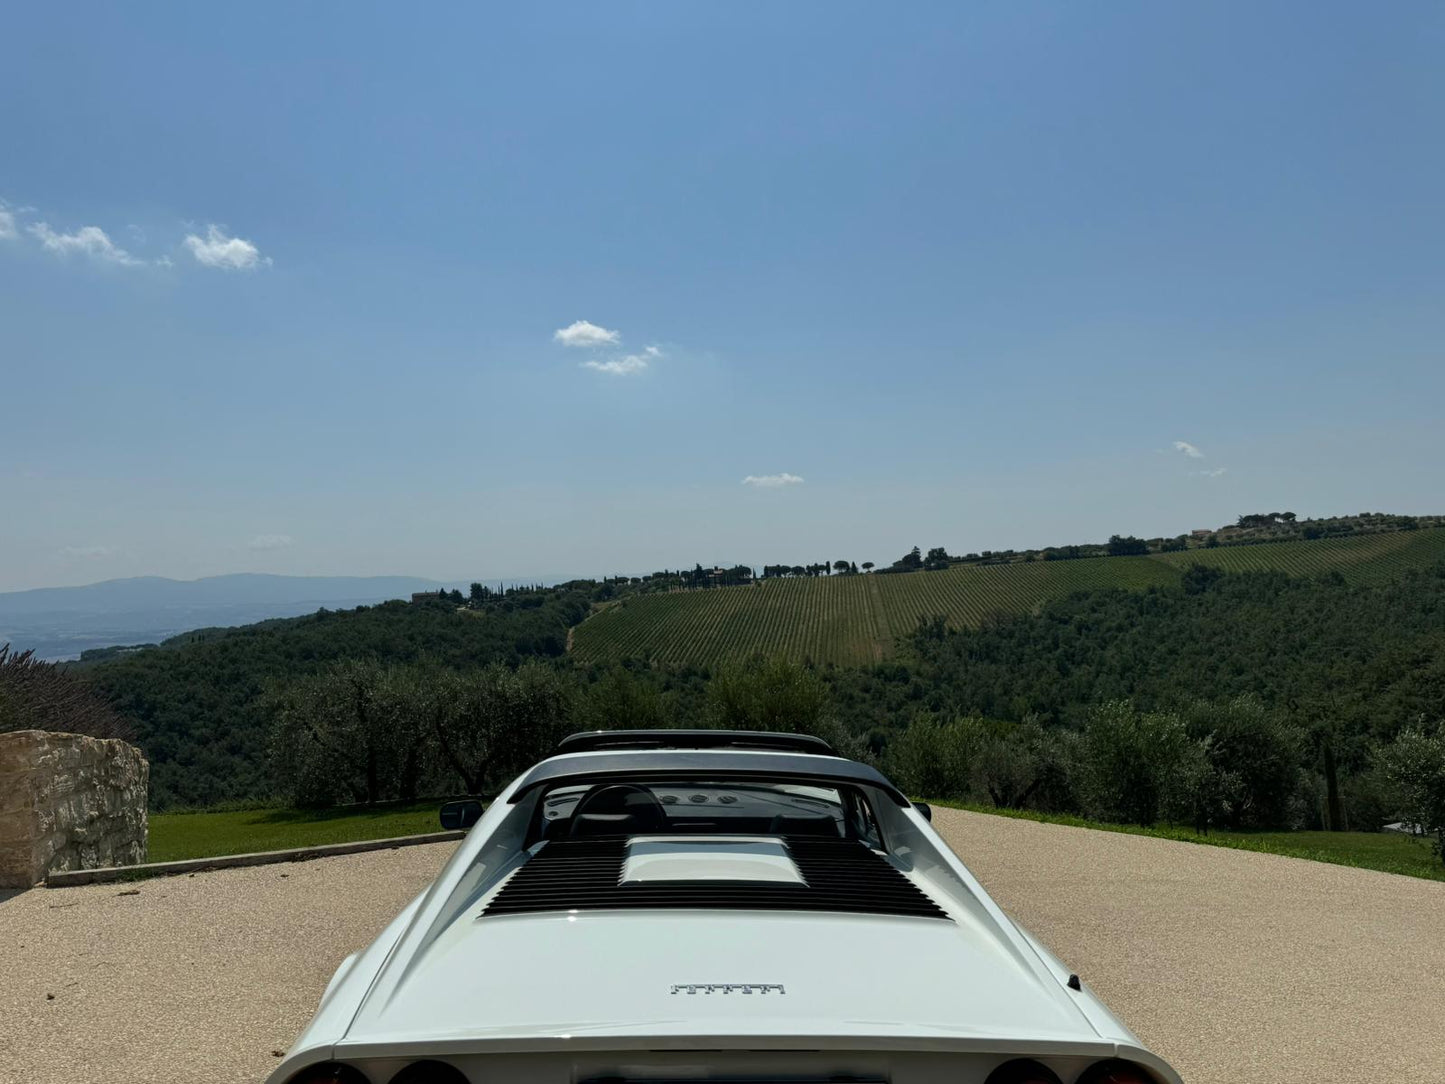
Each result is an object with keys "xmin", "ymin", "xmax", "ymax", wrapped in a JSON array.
[
  {"xmin": 1180, "ymin": 697, "xmax": 1302, "ymax": 830},
  {"xmin": 706, "ymin": 656, "xmax": 829, "ymax": 735},
  {"xmin": 1380, "ymin": 725, "xmax": 1445, "ymax": 865},
  {"xmin": 885, "ymin": 714, "xmax": 986, "ymax": 800},
  {"xmin": 1080, "ymin": 701, "xmax": 1201, "ymax": 825},
  {"xmin": 579, "ymin": 668, "xmax": 671, "ymax": 731},
  {"xmin": 970, "ymin": 718, "xmax": 1081, "ymax": 812},
  {"xmin": 268, "ymin": 660, "xmax": 434, "ymax": 807},
  {"xmin": 431, "ymin": 661, "xmax": 572, "ymax": 795}
]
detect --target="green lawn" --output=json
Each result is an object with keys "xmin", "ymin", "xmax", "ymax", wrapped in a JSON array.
[
  {"xmin": 929, "ymin": 800, "xmax": 1445, "ymax": 882},
  {"xmin": 147, "ymin": 800, "xmax": 449, "ymax": 863}
]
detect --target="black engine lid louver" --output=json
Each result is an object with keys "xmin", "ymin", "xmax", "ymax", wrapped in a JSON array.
[{"xmin": 480, "ymin": 837, "xmax": 949, "ymax": 920}]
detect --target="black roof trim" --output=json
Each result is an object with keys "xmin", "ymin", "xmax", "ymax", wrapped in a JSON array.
[
  {"xmin": 509, "ymin": 749, "xmax": 908, "ymax": 806},
  {"xmin": 554, "ymin": 729, "xmax": 835, "ymax": 757}
]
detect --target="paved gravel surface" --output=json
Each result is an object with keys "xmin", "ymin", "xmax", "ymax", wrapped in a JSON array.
[
  {"xmin": 931, "ymin": 808, "xmax": 1445, "ymax": 1083},
  {"xmin": 2, "ymin": 811, "xmax": 1442, "ymax": 1083},
  {"xmin": 0, "ymin": 845, "xmax": 448, "ymax": 1084}
]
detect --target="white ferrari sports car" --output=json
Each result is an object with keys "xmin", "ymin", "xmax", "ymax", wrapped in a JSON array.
[{"xmin": 268, "ymin": 731, "xmax": 1182, "ymax": 1084}]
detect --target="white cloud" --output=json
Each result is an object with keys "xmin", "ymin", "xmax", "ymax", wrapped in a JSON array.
[
  {"xmin": 184, "ymin": 224, "xmax": 268, "ymax": 270},
  {"xmin": 742, "ymin": 473, "xmax": 805, "ymax": 488},
  {"xmin": 0, "ymin": 209, "xmax": 15, "ymax": 240},
  {"xmin": 583, "ymin": 355, "xmax": 648, "ymax": 375},
  {"xmin": 1193, "ymin": 467, "xmax": 1228, "ymax": 478},
  {"xmin": 247, "ymin": 533, "xmax": 294, "ymax": 550},
  {"xmin": 58, "ymin": 545, "xmax": 112, "ymax": 558},
  {"xmin": 582, "ymin": 344, "xmax": 661, "ymax": 376},
  {"xmin": 554, "ymin": 320, "xmax": 620, "ymax": 348},
  {"xmin": 28, "ymin": 222, "xmax": 142, "ymax": 266},
  {"xmin": 1172, "ymin": 440, "xmax": 1204, "ymax": 459}
]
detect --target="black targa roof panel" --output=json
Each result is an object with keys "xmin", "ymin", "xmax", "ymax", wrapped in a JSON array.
[
  {"xmin": 509, "ymin": 749, "xmax": 909, "ymax": 806},
  {"xmin": 554, "ymin": 729, "xmax": 835, "ymax": 756}
]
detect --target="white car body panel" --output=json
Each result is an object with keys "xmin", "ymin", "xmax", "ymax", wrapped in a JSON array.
[{"xmin": 267, "ymin": 744, "xmax": 1184, "ymax": 1084}]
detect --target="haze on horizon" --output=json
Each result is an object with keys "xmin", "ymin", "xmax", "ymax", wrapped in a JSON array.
[{"xmin": 3, "ymin": 3, "xmax": 1442, "ymax": 594}]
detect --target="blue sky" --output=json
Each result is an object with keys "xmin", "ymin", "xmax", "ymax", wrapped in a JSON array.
[{"xmin": 2, "ymin": 2, "xmax": 1442, "ymax": 591}]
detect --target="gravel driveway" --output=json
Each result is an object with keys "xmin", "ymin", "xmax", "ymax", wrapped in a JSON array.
[{"xmin": 2, "ymin": 809, "xmax": 1442, "ymax": 1083}]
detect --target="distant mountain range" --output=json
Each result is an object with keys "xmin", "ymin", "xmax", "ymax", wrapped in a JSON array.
[{"xmin": 0, "ymin": 574, "xmax": 452, "ymax": 660}]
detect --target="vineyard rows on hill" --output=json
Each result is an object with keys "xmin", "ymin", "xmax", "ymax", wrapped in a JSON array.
[
  {"xmin": 569, "ymin": 528, "xmax": 1445, "ymax": 667},
  {"xmin": 1148, "ymin": 527, "xmax": 1445, "ymax": 583}
]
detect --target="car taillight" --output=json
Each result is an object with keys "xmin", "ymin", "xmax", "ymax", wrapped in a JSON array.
[
  {"xmin": 388, "ymin": 1060, "xmax": 470, "ymax": 1084},
  {"xmin": 285, "ymin": 1064, "xmax": 369, "ymax": 1084},
  {"xmin": 1075, "ymin": 1060, "xmax": 1157, "ymax": 1084},
  {"xmin": 984, "ymin": 1059, "xmax": 1063, "ymax": 1084}
]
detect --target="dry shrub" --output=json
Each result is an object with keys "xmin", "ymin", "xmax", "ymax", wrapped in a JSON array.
[{"xmin": 0, "ymin": 644, "xmax": 131, "ymax": 741}]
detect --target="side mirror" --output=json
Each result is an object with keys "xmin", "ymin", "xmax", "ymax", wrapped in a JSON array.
[
  {"xmin": 440, "ymin": 799, "xmax": 484, "ymax": 831},
  {"xmin": 913, "ymin": 801, "xmax": 932, "ymax": 822}
]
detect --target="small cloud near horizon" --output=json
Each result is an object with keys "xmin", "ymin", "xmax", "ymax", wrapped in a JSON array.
[
  {"xmin": 1172, "ymin": 440, "xmax": 1205, "ymax": 459},
  {"xmin": 742, "ymin": 473, "xmax": 805, "ymax": 488},
  {"xmin": 58, "ymin": 545, "xmax": 113, "ymax": 558},
  {"xmin": 1194, "ymin": 467, "xmax": 1228, "ymax": 478},
  {"xmin": 247, "ymin": 534, "xmax": 294, "ymax": 550},
  {"xmin": 554, "ymin": 320, "xmax": 620, "ymax": 348},
  {"xmin": 184, "ymin": 225, "xmax": 269, "ymax": 270}
]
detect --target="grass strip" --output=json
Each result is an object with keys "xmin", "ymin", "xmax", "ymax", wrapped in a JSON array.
[
  {"xmin": 148, "ymin": 800, "xmax": 448, "ymax": 863},
  {"xmin": 926, "ymin": 799, "xmax": 1445, "ymax": 882}
]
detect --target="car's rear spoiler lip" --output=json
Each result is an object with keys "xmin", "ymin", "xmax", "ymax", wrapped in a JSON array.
[
  {"xmin": 507, "ymin": 750, "xmax": 910, "ymax": 806},
  {"xmin": 330, "ymin": 1031, "xmax": 1138, "ymax": 1059}
]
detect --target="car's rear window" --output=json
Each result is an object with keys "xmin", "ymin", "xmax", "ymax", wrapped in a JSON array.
[{"xmin": 536, "ymin": 780, "xmax": 849, "ymax": 841}]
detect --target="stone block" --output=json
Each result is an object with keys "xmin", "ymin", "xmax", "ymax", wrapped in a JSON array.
[{"xmin": 0, "ymin": 730, "xmax": 148, "ymax": 888}]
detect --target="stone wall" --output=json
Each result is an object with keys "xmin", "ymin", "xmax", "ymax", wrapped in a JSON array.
[{"xmin": 0, "ymin": 729, "xmax": 148, "ymax": 888}]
